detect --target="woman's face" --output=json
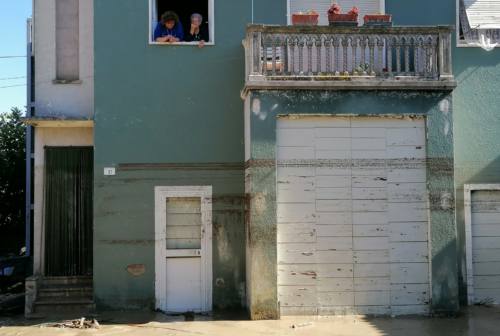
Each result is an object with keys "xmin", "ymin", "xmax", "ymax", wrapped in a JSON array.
[
  {"xmin": 191, "ymin": 17, "xmax": 201, "ymax": 28},
  {"xmin": 165, "ymin": 20, "xmax": 175, "ymax": 29}
]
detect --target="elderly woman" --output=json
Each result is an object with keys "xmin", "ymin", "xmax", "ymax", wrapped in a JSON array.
[
  {"xmin": 184, "ymin": 13, "xmax": 209, "ymax": 47},
  {"xmin": 154, "ymin": 11, "xmax": 184, "ymax": 43}
]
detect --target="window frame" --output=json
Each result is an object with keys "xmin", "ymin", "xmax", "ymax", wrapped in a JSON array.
[
  {"xmin": 456, "ymin": 0, "xmax": 500, "ymax": 48},
  {"xmin": 148, "ymin": 0, "xmax": 215, "ymax": 46},
  {"xmin": 286, "ymin": 0, "xmax": 386, "ymax": 25},
  {"xmin": 55, "ymin": 0, "xmax": 80, "ymax": 82}
]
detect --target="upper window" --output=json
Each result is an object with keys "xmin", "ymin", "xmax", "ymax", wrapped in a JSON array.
[
  {"xmin": 458, "ymin": 0, "xmax": 500, "ymax": 49},
  {"xmin": 55, "ymin": 0, "xmax": 79, "ymax": 81},
  {"xmin": 288, "ymin": 0, "xmax": 384, "ymax": 26},
  {"xmin": 149, "ymin": 0, "xmax": 214, "ymax": 45}
]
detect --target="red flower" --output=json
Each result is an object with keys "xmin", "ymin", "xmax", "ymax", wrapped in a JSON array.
[
  {"xmin": 347, "ymin": 6, "xmax": 359, "ymax": 15},
  {"xmin": 328, "ymin": 3, "xmax": 342, "ymax": 15}
]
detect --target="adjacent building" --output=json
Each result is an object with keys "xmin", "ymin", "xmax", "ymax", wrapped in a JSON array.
[{"xmin": 24, "ymin": 0, "xmax": 500, "ymax": 319}]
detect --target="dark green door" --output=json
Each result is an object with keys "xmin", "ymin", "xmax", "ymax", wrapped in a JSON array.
[{"xmin": 44, "ymin": 147, "xmax": 93, "ymax": 276}]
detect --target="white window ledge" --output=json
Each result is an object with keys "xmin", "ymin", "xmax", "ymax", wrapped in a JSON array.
[
  {"xmin": 457, "ymin": 40, "xmax": 500, "ymax": 48},
  {"xmin": 149, "ymin": 41, "xmax": 215, "ymax": 46}
]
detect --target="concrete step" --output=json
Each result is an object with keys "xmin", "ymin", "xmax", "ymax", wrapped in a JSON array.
[
  {"xmin": 41, "ymin": 276, "xmax": 92, "ymax": 287},
  {"xmin": 36, "ymin": 297, "xmax": 95, "ymax": 305},
  {"xmin": 34, "ymin": 300, "xmax": 96, "ymax": 316},
  {"xmin": 38, "ymin": 286, "xmax": 93, "ymax": 299}
]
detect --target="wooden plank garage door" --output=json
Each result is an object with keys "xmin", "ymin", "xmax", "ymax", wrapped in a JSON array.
[
  {"xmin": 277, "ymin": 116, "xmax": 430, "ymax": 315},
  {"xmin": 470, "ymin": 190, "xmax": 500, "ymax": 304}
]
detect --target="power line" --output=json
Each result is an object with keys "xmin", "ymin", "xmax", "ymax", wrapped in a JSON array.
[
  {"xmin": 0, "ymin": 84, "xmax": 26, "ymax": 89},
  {"xmin": 0, "ymin": 56, "xmax": 27, "ymax": 59},
  {"xmin": 0, "ymin": 74, "xmax": 95, "ymax": 90},
  {"xmin": 0, "ymin": 76, "xmax": 26, "ymax": 81}
]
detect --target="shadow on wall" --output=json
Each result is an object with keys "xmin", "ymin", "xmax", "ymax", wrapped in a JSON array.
[
  {"xmin": 454, "ymin": 48, "xmax": 500, "ymax": 83},
  {"xmin": 455, "ymin": 156, "xmax": 500, "ymax": 305}
]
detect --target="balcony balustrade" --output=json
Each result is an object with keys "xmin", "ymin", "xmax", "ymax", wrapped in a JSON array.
[{"xmin": 243, "ymin": 25, "xmax": 455, "ymax": 91}]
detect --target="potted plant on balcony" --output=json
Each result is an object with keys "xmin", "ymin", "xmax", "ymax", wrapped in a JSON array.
[
  {"xmin": 292, "ymin": 10, "xmax": 319, "ymax": 26},
  {"xmin": 364, "ymin": 13, "xmax": 392, "ymax": 27},
  {"xmin": 328, "ymin": 4, "xmax": 359, "ymax": 27}
]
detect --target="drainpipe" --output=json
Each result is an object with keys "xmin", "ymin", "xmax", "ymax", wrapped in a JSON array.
[
  {"xmin": 251, "ymin": 0, "xmax": 254, "ymax": 23},
  {"xmin": 25, "ymin": 18, "xmax": 33, "ymax": 258}
]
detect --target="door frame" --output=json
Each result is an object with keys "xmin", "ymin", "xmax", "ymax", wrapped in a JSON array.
[
  {"xmin": 464, "ymin": 183, "xmax": 500, "ymax": 305},
  {"xmin": 41, "ymin": 146, "xmax": 94, "ymax": 276},
  {"xmin": 154, "ymin": 186, "xmax": 213, "ymax": 312}
]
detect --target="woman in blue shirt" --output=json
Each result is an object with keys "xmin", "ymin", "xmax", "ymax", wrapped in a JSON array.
[{"xmin": 154, "ymin": 11, "xmax": 184, "ymax": 43}]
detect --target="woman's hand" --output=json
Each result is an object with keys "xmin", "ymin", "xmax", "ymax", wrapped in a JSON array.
[
  {"xmin": 198, "ymin": 40, "xmax": 205, "ymax": 48},
  {"xmin": 156, "ymin": 36, "xmax": 169, "ymax": 43}
]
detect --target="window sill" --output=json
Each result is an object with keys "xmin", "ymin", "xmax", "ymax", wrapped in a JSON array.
[
  {"xmin": 457, "ymin": 41, "xmax": 500, "ymax": 48},
  {"xmin": 52, "ymin": 79, "xmax": 83, "ymax": 85},
  {"xmin": 149, "ymin": 41, "xmax": 215, "ymax": 46}
]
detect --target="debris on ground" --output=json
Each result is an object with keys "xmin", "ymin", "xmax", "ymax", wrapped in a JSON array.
[
  {"xmin": 291, "ymin": 322, "xmax": 313, "ymax": 329},
  {"xmin": 43, "ymin": 317, "xmax": 100, "ymax": 329}
]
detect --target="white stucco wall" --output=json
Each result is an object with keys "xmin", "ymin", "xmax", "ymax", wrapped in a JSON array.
[
  {"xmin": 33, "ymin": 0, "xmax": 94, "ymax": 118},
  {"xmin": 33, "ymin": 127, "xmax": 94, "ymax": 275}
]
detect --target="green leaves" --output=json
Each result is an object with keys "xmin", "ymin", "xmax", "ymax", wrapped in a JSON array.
[{"xmin": 0, "ymin": 107, "xmax": 26, "ymax": 254}]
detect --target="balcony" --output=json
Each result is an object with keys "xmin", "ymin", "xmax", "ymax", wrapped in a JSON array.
[{"xmin": 243, "ymin": 25, "xmax": 455, "ymax": 93}]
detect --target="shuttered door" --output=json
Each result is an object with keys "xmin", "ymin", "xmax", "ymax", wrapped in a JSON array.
[
  {"xmin": 44, "ymin": 147, "xmax": 93, "ymax": 276},
  {"xmin": 464, "ymin": 0, "xmax": 500, "ymax": 29},
  {"xmin": 289, "ymin": 0, "xmax": 383, "ymax": 25},
  {"xmin": 277, "ymin": 116, "xmax": 430, "ymax": 315},
  {"xmin": 470, "ymin": 190, "xmax": 500, "ymax": 304}
]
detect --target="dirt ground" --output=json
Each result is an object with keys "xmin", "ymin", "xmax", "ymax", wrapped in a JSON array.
[{"xmin": 1, "ymin": 306, "xmax": 499, "ymax": 336}]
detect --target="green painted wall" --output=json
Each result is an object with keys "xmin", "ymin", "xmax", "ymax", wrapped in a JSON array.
[
  {"xmin": 93, "ymin": 0, "xmax": 285, "ymax": 310},
  {"xmin": 94, "ymin": 169, "xmax": 245, "ymax": 310},
  {"xmin": 93, "ymin": 0, "xmax": 500, "ymax": 312},
  {"xmin": 388, "ymin": 0, "xmax": 500, "ymax": 304}
]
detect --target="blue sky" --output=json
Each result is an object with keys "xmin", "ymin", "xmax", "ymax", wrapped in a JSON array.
[{"xmin": 0, "ymin": 1, "xmax": 31, "ymax": 114}]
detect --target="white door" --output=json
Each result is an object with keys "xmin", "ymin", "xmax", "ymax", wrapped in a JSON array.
[
  {"xmin": 276, "ymin": 116, "xmax": 430, "ymax": 316},
  {"xmin": 155, "ymin": 187, "xmax": 212, "ymax": 313},
  {"xmin": 468, "ymin": 189, "xmax": 500, "ymax": 305}
]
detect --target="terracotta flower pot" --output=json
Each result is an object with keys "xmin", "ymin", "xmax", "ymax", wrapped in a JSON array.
[
  {"xmin": 363, "ymin": 14, "xmax": 392, "ymax": 27},
  {"xmin": 292, "ymin": 13, "xmax": 319, "ymax": 26},
  {"xmin": 328, "ymin": 5, "xmax": 359, "ymax": 26},
  {"xmin": 328, "ymin": 13, "xmax": 358, "ymax": 22}
]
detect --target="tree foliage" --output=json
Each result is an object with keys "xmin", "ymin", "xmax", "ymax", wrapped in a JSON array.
[{"xmin": 0, "ymin": 108, "xmax": 26, "ymax": 235}]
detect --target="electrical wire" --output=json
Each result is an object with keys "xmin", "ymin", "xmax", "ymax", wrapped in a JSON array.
[
  {"xmin": 0, "ymin": 56, "xmax": 27, "ymax": 59},
  {"xmin": 0, "ymin": 84, "xmax": 27, "ymax": 89},
  {"xmin": 0, "ymin": 76, "xmax": 26, "ymax": 81}
]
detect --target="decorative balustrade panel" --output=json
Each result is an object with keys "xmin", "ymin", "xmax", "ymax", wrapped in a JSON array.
[{"xmin": 245, "ymin": 26, "xmax": 453, "ymax": 83}]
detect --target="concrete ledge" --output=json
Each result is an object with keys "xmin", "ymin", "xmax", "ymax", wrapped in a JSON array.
[
  {"xmin": 242, "ymin": 79, "xmax": 457, "ymax": 98},
  {"xmin": 22, "ymin": 117, "xmax": 94, "ymax": 128},
  {"xmin": 246, "ymin": 24, "xmax": 454, "ymax": 35},
  {"xmin": 52, "ymin": 79, "xmax": 83, "ymax": 85}
]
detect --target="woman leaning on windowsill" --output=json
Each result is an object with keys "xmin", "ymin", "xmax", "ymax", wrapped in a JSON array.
[
  {"xmin": 154, "ymin": 11, "xmax": 184, "ymax": 43},
  {"xmin": 184, "ymin": 13, "xmax": 209, "ymax": 48}
]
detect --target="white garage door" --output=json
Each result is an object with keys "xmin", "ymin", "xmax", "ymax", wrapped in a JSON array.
[
  {"xmin": 277, "ymin": 116, "xmax": 430, "ymax": 316},
  {"xmin": 469, "ymin": 190, "xmax": 500, "ymax": 305}
]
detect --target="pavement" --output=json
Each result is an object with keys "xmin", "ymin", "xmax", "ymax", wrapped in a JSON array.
[{"xmin": 1, "ymin": 306, "xmax": 499, "ymax": 336}]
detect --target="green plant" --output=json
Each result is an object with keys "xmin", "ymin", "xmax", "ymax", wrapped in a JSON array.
[{"xmin": 0, "ymin": 107, "xmax": 26, "ymax": 256}]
